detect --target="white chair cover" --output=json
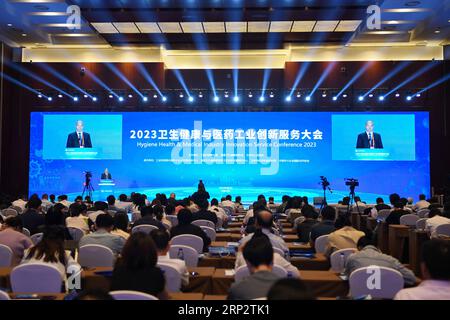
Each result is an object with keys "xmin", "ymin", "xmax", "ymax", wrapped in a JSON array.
[{"xmin": 78, "ymin": 244, "xmax": 114, "ymax": 268}]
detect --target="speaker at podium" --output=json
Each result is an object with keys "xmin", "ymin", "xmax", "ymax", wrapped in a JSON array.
[{"xmin": 98, "ymin": 168, "xmax": 115, "ymax": 193}]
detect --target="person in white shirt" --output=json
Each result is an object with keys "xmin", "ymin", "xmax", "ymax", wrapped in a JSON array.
[
  {"xmin": 150, "ymin": 229, "xmax": 189, "ymax": 286},
  {"xmin": 234, "ymin": 196, "xmax": 244, "ymax": 212},
  {"xmin": 115, "ymin": 194, "xmax": 133, "ymax": 213},
  {"xmin": 66, "ymin": 203, "xmax": 89, "ymax": 233},
  {"xmin": 57, "ymin": 195, "xmax": 72, "ymax": 208},
  {"xmin": 12, "ymin": 195, "xmax": 27, "ymax": 212},
  {"xmin": 40, "ymin": 194, "xmax": 53, "ymax": 212},
  {"xmin": 425, "ymin": 208, "xmax": 450, "ymax": 238},
  {"xmin": 87, "ymin": 201, "xmax": 109, "ymax": 224},
  {"xmin": 395, "ymin": 239, "xmax": 450, "ymax": 300},
  {"xmin": 413, "ymin": 194, "xmax": 431, "ymax": 211},
  {"xmin": 210, "ymin": 198, "xmax": 228, "ymax": 228},
  {"xmin": 235, "ymin": 250, "xmax": 299, "ymax": 278},
  {"xmin": 21, "ymin": 226, "xmax": 81, "ymax": 282},
  {"xmin": 221, "ymin": 195, "xmax": 236, "ymax": 210}
]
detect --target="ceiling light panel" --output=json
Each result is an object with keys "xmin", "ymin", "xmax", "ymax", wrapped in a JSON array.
[
  {"xmin": 158, "ymin": 22, "xmax": 183, "ymax": 33},
  {"xmin": 269, "ymin": 21, "xmax": 293, "ymax": 32},
  {"xmin": 113, "ymin": 22, "xmax": 140, "ymax": 33},
  {"xmin": 247, "ymin": 21, "xmax": 270, "ymax": 32},
  {"xmin": 91, "ymin": 23, "xmax": 118, "ymax": 34},
  {"xmin": 135, "ymin": 22, "xmax": 161, "ymax": 33},
  {"xmin": 225, "ymin": 22, "xmax": 247, "ymax": 33},
  {"xmin": 202, "ymin": 22, "xmax": 225, "ymax": 33},
  {"xmin": 334, "ymin": 20, "xmax": 362, "ymax": 32},
  {"xmin": 180, "ymin": 22, "xmax": 204, "ymax": 33},
  {"xmin": 313, "ymin": 20, "xmax": 339, "ymax": 32},
  {"xmin": 291, "ymin": 21, "xmax": 316, "ymax": 32}
]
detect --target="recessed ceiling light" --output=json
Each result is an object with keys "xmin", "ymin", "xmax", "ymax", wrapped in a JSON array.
[
  {"xmin": 7, "ymin": 23, "xmax": 12, "ymax": 27},
  {"xmin": 21, "ymin": 33, "xmax": 27, "ymax": 37},
  {"xmin": 434, "ymin": 29, "xmax": 441, "ymax": 34}
]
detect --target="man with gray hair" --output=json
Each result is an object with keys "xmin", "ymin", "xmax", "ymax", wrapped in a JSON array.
[
  {"xmin": 66, "ymin": 120, "xmax": 92, "ymax": 148},
  {"xmin": 356, "ymin": 120, "xmax": 383, "ymax": 149}
]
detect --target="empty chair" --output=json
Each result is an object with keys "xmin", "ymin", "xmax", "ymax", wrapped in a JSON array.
[
  {"xmin": 415, "ymin": 218, "xmax": 428, "ymax": 231},
  {"xmin": 376, "ymin": 209, "xmax": 391, "ymax": 221},
  {"xmin": 349, "ymin": 266, "xmax": 404, "ymax": 299},
  {"xmin": 0, "ymin": 290, "xmax": 10, "ymax": 300},
  {"xmin": 400, "ymin": 214, "xmax": 419, "ymax": 227},
  {"xmin": 234, "ymin": 265, "xmax": 287, "ymax": 282},
  {"xmin": 158, "ymin": 263, "xmax": 182, "ymax": 292},
  {"xmin": 2, "ymin": 208, "xmax": 18, "ymax": 217},
  {"xmin": 0, "ymin": 244, "xmax": 13, "ymax": 267},
  {"xmin": 30, "ymin": 232, "xmax": 44, "ymax": 245},
  {"xmin": 200, "ymin": 226, "xmax": 216, "ymax": 241},
  {"xmin": 168, "ymin": 245, "xmax": 199, "ymax": 267},
  {"xmin": 109, "ymin": 290, "xmax": 158, "ymax": 300},
  {"xmin": 435, "ymin": 223, "xmax": 450, "ymax": 238},
  {"xmin": 417, "ymin": 209, "xmax": 430, "ymax": 218},
  {"xmin": 192, "ymin": 219, "xmax": 215, "ymax": 229},
  {"xmin": 131, "ymin": 224, "xmax": 159, "ymax": 234},
  {"xmin": 68, "ymin": 227, "xmax": 85, "ymax": 242},
  {"xmin": 330, "ymin": 248, "xmax": 357, "ymax": 272},
  {"xmin": 166, "ymin": 215, "xmax": 178, "ymax": 227},
  {"xmin": 22, "ymin": 228, "xmax": 31, "ymax": 237},
  {"xmin": 171, "ymin": 234, "xmax": 203, "ymax": 254},
  {"xmin": 10, "ymin": 263, "xmax": 62, "ymax": 293},
  {"xmin": 314, "ymin": 235, "xmax": 329, "ymax": 254},
  {"xmin": 78, "ymin": 244, "xmax": 114, "ymax": 268}
]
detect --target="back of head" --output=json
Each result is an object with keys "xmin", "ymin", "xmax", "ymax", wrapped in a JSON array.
[
  {"xmin": 119, "ymin": 194, "xmax": 128, "ymax": 202},
  {"xmin": 95, "ymin": 213, "xmax": 114, "ymax": 229},
  {"xmin": 69, "ymin": 203, "xmax": 87, "ymax": 217},
  {"xmin": 419, "ymin": 194, "xmax": 426, "ymax": 201},
  {"xmin": 26, "ymin": 197, "xmax": 42, "ymax": 210},
  {"xmin": 394, "ymin": 201, "xmax": 404, "ymax": 209},
  {"xmin": 389, "ymin": 193, "xmax": 400, "ymax": 205},
  {"xmin": 422, "ymin": 239, "xmax": 450, "ymax": 281},
  {"xmin": 197, "ymin": 198, "xmax": 209, "ymax": 210},
  {"xmin": 321, "ymin": 206, "xmax": 336, "ymax": 221},
  {"xmin": 255, "ymin": 210, "xmax": 273, "ymax": 229},
  {"xmin": 26, "ymin": 225, "xmax": 66, "ymax": 264},
  {"xmin": 149, "ymin": 229, "xmax": 170, "ymax": 251},
  {"xmin": 4, "ymin": 216, "xmax": 23, "ymax": 230},
  {"xmin": 354, "ymin": 196, "xmax": 361, "ymax": 202},
  {"xmin": 45, "ymin": 206, "xmax": 65, "ymax": 226},
  {"xmin": 335, "ymin": 215, "xmax": 352, "ymax": 229},
  {"xmin": 342, "ymin": 197, "xmax": 350, "ymax": 206},
  {"xmin": 165, "ymin": 204, "xmax": 175, "ymax": 215},
  {"xmin": 140, "ymin": 205, "xmax": 153, "ymax": 217},
  {"xmin": 225, "ymin": 195, "xmax": 232, "ymax": 201},
  {"xmin": 120, "ymin": 232, "xmax": 157, "ymax": 270},
  {"xmin": 428, "ymin": 208, "xmax": 442, "ymax": 218},
  {"xmin": 267, "ymin": 278, "xmax": 316, "ymax": 300},
  {"xmin": 113, "ymin": 212, "xmax": 129, "ymax": 232},
  {"xmin": 211, "ymin": 198, "xmax": 219, "ymax": 206},
  {"xmin": 235, "ymin": 196, "xmax": 241, "ymax": 203},
  {"xmin": 356, "ymin": 236, "xmax": 374, "ymax": 249},
  {"xmin": 303, "ymin": 207, "xmax": 319, "ymax": 220},
  {"xmin": 376, "ymin": 197, "xmax": 384, "ymax": 204},
  {"xmin": 177, "ymin": 209, "xmax": 193, "ymax": 225},
  {"xmin": 153, "ymin": 205, "xmax": 164, "ymax": 220},
  {"xmin": 94, "ymin": 201, "xmax": 108, "ymax": 211},
  {"xmin": 107, "ymin": 195, "xmax": 116, "ymax": 205},
  {"xmin": 257, "ymin": 194, "xmax": 266, "ymax": 201},
  {"xmin": 243, "ymin": 230, "xmax": 273, "ymax": 268}
]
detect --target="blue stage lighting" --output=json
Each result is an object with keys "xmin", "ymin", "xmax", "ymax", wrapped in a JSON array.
[
  {"xmin": 259, "ymin": 96, "xmax": 265, "ymax": 102},
  {"xmin": 188, "ymin": 96, "xmax": 194, "ymax": 103},
  {"xmin": 162, "ymin": 96, "xmax": 167, "ymax": 102},
  {"xmin": 92, "ymin": 97, "xmax": 97, "ymax": 102},
  {"xmin": 406, "ymin": 96, "xmax": 412, "ymax": 101},
  {"xmin": 285, "ymin": 96, "xmax": 292, "ymax": 102},
  {"xmin": 143, "ymin": 96, "xmax": 148, "ymax": 102},
  {"xmin": 378, "ymin": 96, "xmax": 385, "ymax": 101},
  {"xmin": 233, "ymin": 96, "xmax": 239, "ymax": 103},
  {"xmin": 213, "ymin": 96, "xmax": 220, "ymax": 102},
  {"xmin": 305, "ymin": 96, "xmax": 311, "ymax": 102},
  {"xmin": 358, "ymin": 96, "xmax": 364, "ymax": 102},
  {"xmin": 73, "ymin": 97, "xmax": 79, "ymax": 102},
  {"xmin": 332, "ymin": 96, "xmax": 338, "ymax": 101},
  {"xmin": 119, "ymin": 96, "xmax": 124, "ymax": 102}
]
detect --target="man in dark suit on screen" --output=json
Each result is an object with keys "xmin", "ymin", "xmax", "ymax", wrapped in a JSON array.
[
  {"xmin": 66, "ymin": 120, "xmax": 92, "ymax": 148},
  {"xmin": 356, "ymin": 120, "xmax": 383, "ymax": 149},
  {"xmin": 101, "ymin": 168, "xmax": 112, "ymax": 180}
]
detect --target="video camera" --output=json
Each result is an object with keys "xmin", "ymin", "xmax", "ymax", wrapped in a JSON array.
[
  {"xmin": 345, "ymin": 178, "xmax": 359, "ymax": 187},
  {"xmin": 320, "ymin": 176, "xmax": 330, "ymax": 188},
  {"xmin": 84, "ymin": 171, "xmax": 92, "ymax": 185}
]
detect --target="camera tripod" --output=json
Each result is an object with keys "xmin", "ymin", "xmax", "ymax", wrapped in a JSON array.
[
  {"xmin": 82, "ymin": 180, "xmax": 94, "ymax": 199},
  {"xmin": 346, "ymin": 185, "xmax": 360, "ymax": 216}
]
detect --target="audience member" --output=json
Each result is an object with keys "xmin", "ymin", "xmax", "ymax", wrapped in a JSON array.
[
  {"xmin": 310, "ymin": 206, "xmax": 336, "ymax": 246},
  {"xmin": 133, "ymin": 206, "xmax": 166, "ymax": 231},
  {"xmin": 0, "ymin": 216, "xmax": 33, "ymax": 265},
  {"xmin": 20, "ymin": 197, "xmax": 45, "ymax": 235},
  {"xmin": 192, "ymin": 199, "xmax": 218, "ymax": 226},
  {"xmin": 326, "ymin": 215, "xmax": 365, "ymax": 257},
  {"xmin": 170, "ymin": 209, "xmax": 211, "ymax": 252}
]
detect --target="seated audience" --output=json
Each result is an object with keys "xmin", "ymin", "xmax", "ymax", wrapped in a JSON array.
[
  {"xmin": 192, "ymin": 199, "xmax": 218, "ymax": 226},
  {"xmin": 154, "ymin": 205, "xmax": 172, "ymax": 229},
  {"xmin": 66, "ymin": 203, "xmax": 89, "ymax": 233},
  {"xmin": 12, "ymin": 195, "xmax": 27, "ymax": 212},
  {"xmin": 22, "ymin": 226, "xmax": 80, "ymax": 281},
  {"xmin": 310, "ymin": 206, "xmax": 336, "ymax": 247},
  {"xmin": 115, "ymin": 194, "xmax": 132, "ymax": 213},
  {"xmin": 352, "ymin": 196, "xmax": 367, "ymax": 213},
  {"xmin": 221, "ymin": 195, "xmax": 236, "ymax": 210},
  {"xmin": 267, "ymin": 196, "xmax": 277, "ymax": 211},
  {"xmin": 296, "ymin": 208, "xmax": 319, "ymax": 243},
  {"xmin": 170, "ymin": 209, "xmax": 211, "ymax": 252},
  {"xmin": 234, "ymin": 196, "xmax": 244, "ymax": 211},
  {"xmin": 395, "ymin": 239, "xmax": 450, "ymax": 300},
  {"xmin": 276, "ymin": 195, "xmax": 290, "ymax": 214},
  {"xmin": 111, "ymin": 232, "xmax": 168, "ymax": 299},
  {"xmin": 0, "ymin": 216, "xmax": 33, "ymax": 265},
  {"xmin": 267, "ymin": 278, "xmax": 316, "ymax": 300},
  {"xmin": 150, "ymin": 229, "xmax": 189, "ymax": 286},
  {"xmin": 286, "ymin": 197, "xmax": 302, "ymax": 224},
  {"xmin": 240, "ymin": 210, "xmax": 288, "ymax": 254},
  {"xmin": 385, "ymin": 201, "xmax": 409, "ymax": 225},
  {"xmin": 425, "ymin": 208, "xmax": 450, "ymax": 238},
  {"xmin": 345, "ymin": 236, "xmax": 417, "ymax": 286},
  {"xmin": 326, "ymin": 215, "xmax": 365, "ymax": 257},
  {"xmin": 112, "ymin": 212, "xmax": 130, "ymax": 240},
  {"xmin": 79, "ymin": 214, "xmax": 126, "ymax": 255},
  {"xmin": 370, "ymin": 197, "xmax": 391, "ymax": 218},
  {"xmin": 87, "ymin": 201, "xmax": 109, "ymax": 225},
  {"xmin": 210, "ymin": 198, "xmax": 228, "ymax": 227},
  {"xmin": 228, "ymin": 230, "xmax": 281, "ymax": 300},
  {"xmin": 57, "ymin": 195, "xmax": 72, "ymax": 208},
  {"xmin": 133, "ymin": 206, "xmax": 166, "ymax": 231},
  {"xmin": 45, "ymin": 204, "xmax": 72, "ymax": 240},
  {"xmin": 20, "ymin": 197, "xmax": 45, "ymax": 235},
  {"xmin": 107, "ymin": 195, "xmax": 120, "ymax": 212}
]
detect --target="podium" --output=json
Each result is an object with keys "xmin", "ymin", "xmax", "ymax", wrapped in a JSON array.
[
  {"xmin": 98, "ymin": 179, "xmax": 116, "ymax": 194},
  {"xmin": 65, "ymin": 148, "xmax": 99, "ymax": 160},
  {"xmin": 353, "ymin": 148, "xmax": 390, "ymax": 161}
]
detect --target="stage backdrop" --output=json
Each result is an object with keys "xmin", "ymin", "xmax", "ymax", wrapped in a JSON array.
[{"xmin": 29, "ymin": 111, "xmax": 430, "ymax": 203}]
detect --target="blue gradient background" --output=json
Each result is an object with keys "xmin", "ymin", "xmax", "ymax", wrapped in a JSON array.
[{"xmin": 29, "ymin": 112, "xmax": 430, "ymax": 201}]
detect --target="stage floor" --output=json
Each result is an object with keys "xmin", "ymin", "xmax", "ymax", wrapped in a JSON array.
[{"xmin": 67, "ymin": 186, "xmax": 386, "ymax": 206}]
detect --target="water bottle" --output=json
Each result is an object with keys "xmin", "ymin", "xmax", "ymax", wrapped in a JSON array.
[
  {"xmin": 339, "ymin": 252, "xmax": 346, "ymax": 275},
  {"xmin": 177, "ymin": 248, "xmax": 184, "ymax": 261}
]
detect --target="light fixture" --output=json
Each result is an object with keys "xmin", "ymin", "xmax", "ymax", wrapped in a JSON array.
[
  {"xmin": 248, "ymin": 92, "xmax": 253, "ymax": 98},
  {"xmin": 92, "ymin": 97, "xmax": 97, "ymax": 102},
  {"xmin": 285, "ymin": 96, "xmax": 292, "ymax": 102},
  {"xmin": 128, "ymin": 94, "xmax": 133, "ymax": 98},
  {"xmin": 322, "ymin": 91, "xmax": 327, "ymax": 98},
  {"xmin": 118, "ymin": 96, "xmax": 124, "ymax": 102},
  {"xmin": 21, "ymin": 33, "xmax": 27, "ymax": 37},
  {"xmin": 109, "ymin": 94, "xmax": 114, "ymax": 99},
  {"xmin": 416, "ymin": 93, "xmax": 421, "ymax": 97},
  {"xmin": 57, "ymin": 94, "xmax": 63, "ymax": 98},
  {"xmin": 73, "ymin": 97, "xmax": 79, "ymax": 102},
  {"xmin": 162, "ymin": 96, "xmax": 167, "ymax": 102},
  {"xmin": 406, "ymin": 96, "xmax": 412, "ymax": 101},
  {"xmin": 305, "ymin": 96, "xmax": 311, "ymax": 102},
  {"xmin": 342, "ymin": 93, "xmax": 348, "ymax": 98},
  {"xmin": 358, "ymin": 96, "xmax": 364, "ymax": 101},
  {"xmin": 378, "ymin": 96, "xmax": 385, "ymax": 101},
  {"xmin": 179, "ymin": 93, "xmax": 184, "ymax": 98},
  {"xmin": 83, "ymin": 94, "xmax": 88, "ymax": 98},
  {"xmin": 233, "ymin": 96, "xmax": 240, "ymax": 103},
  {"xmin": 7, "ymin": 23, "xmax": 12, "ymax": 27},
  {"xmin": 296, "ymin": 92, "xmax": 301, "ymax": 98},
  {"xmin": 213, "ymin": 96, "xmax": 220, "ymax": 102},
  {"xmin": 395, "ymin": 93, "xmax": 400, "ymax": 97},
  {"xmin": 368, "ymin": 93, "xmax": 374, "ymax": 98},
  {"xmin": 269, "ymin": 92, "xmax": 274, "ymax": 98},
  {"xmin": 188, "ymin": 96, "xmax": 194, "ymax": 102},
  {"xmin": 259, "ymin": 96, "xmax": 265, "ymax": 102},
  {"xmin": 37, "ymin": 94, "xmax": 42, "ymax": 98},
  {"xmin": 47, "ymin": 97, "xmax": 52, "ymax": 101},
  {"xmin": 153, "ymin": 94, "xmax": 158, "ymax": 99},
  {"xmin": 143, "ymin": 96, "xmax": 148, "ymax": 102},
  {"xmin": 198, "ymin": 92, "xmax": 203, "ymax": 98},
  {"xmin": 332, "ymin": 96, "xmax": 338, "ymax": 101},
  {"xmin": 224, "ymin": 92, "xmax": 229, "ymax": 98}
]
